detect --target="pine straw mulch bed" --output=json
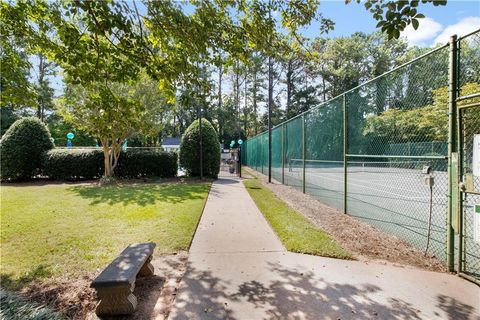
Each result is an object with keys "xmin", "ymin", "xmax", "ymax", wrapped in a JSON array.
[
  {"xmin": 243, "ymin": 168, "xmax": 445, "ymax": 273},
  {"xmin": 9, "ymin": 252, "xmax": 188, "ymax": 320}
]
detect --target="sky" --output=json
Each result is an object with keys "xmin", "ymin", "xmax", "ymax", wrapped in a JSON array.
[{"xmin": 300, "ymin": 0, "xmax": 480, "ymax": 47}]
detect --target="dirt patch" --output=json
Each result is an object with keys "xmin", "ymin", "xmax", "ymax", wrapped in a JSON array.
[
  {"xmin": 243, "ymin": 167, "xmax": 445, "ymax": 273},
  {"xmin": 17, "ymin": 252, "xmax": 188, "ymax": 320},
  {"xmin": 22, "ymin": 275, "xmax": 96, "ymax": 319}
]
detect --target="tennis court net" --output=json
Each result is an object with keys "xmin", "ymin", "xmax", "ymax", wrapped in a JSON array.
[{"xmin": 288, "ymin": 159, "xmax": 437, "ymax": 174}]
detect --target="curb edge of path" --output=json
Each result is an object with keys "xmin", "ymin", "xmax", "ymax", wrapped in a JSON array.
[{"xmin": 186, "ymin": 179, "xmax": 214, "ymax": 252}]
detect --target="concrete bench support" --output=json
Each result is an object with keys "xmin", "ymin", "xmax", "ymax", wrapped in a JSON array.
[
  {"xmin": 91, "ymin": 242, "xmax": 156, "ymax": 316},
  {"xmin": 95, "ymin": 283, "xmax": 137, "ymax": 315}
]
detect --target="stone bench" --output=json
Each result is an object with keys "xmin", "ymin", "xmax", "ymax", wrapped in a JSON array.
[{"xmin": 90, "ymin": 242, "xmax": 156, "ymax": 316}]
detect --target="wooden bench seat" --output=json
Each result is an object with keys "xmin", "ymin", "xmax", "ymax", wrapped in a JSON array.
[{"xmin": 91, "ymin": 242, "xmax": 156, "ymax": 316}]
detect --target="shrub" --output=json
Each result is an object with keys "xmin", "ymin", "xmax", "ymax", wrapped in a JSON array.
[
  {"xmin": 179, "ymin": 119, "xmax": 220, "ymax": 178},
  {"xmin": 42, "ymin": 149, "xmax": 177, "ymax": 180},
  {"xmin": 116, "ymin": 149, "xmax": 178, "ymax": 178},
  {"xmin": 0, "ymin": 117, "xmax": 54, "ymax": 180},
  {"xmin": 42, "ymin": 149, "xmax": 104, "ymax": 180},
  {"xmin": 0, "ymin": 289, "xmax": 62, "ymax": 320}
]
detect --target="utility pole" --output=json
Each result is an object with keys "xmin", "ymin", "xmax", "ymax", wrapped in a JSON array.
[
  {"xmin": 199, "ymin": 103, "xmax": 203, "ymax": 180},
  {"xmin": 267, "ymin": 2, "xmax": 273, "ymax": 183},
  {"xmin": 197, "ymin": 63, "xmax": 204, "ymax": 180}
]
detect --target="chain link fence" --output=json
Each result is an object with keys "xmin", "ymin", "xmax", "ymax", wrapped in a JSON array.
[
  {"xmin": 458, "ymin": 30, "xmax": 480, "ymax": 281},
  {"xmin": 243, "ymin": 30, "xmax": 480, "ymax": 282}
]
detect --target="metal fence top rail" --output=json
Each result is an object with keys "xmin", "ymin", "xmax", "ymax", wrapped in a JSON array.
[
  {"xmin": 458, "ymin": 27, "xmax": 480, "ymax": 40},
  {"xmin": 55, "ymin": 146, "xmax": 164, "ymax": 149},
  {"xmin": 245, "ymin": 30, "xmax": 480, "ymax": 142}
]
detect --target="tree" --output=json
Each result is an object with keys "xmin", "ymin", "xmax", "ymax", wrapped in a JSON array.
[
  {"xmin": 363, "ymin": 83, "xmax": 480, "ymax": 148},
  {"xmin": 34, "ymin": 54, "xmax": 56, "ymax": 121},
  {"xmin": 5, "ymin": 0, "xmax": 447, "ymax": 180},
  {"xmin": 0, "ymin": 107, "xmax": 19, "ymax": 136},
  {"xmin": 355, "ymin": 0, "xmax": 447, "ymax": 40},
  {"xmin": 0, "ymin": 1, "xmax": 36, "ymax": 109},
  {"xmin": 46, "ymin": 113, "xmax": 96, "ymax": 147},
  {"xmin": 312, "ymin": 33, "xmax": 369, "ymax": 98},
  {"xmin": 14, "ymin": 0, "xmax": 241, "ymax": 177},
  {"xmin": 247, "ymin": 53, "xmax": 268, "ymax": 135},
  {"xmin": 58, "ymin": 73, "xmax": 171, "ymax": 177}
]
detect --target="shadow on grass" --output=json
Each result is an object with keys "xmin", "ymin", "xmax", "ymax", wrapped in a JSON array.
[
  {"xmin": 68, "ymin": 182, "xmax": 210, "ymax": 206},
  {"xmin": 0, "ymin": 265, "xmax": 52, "ymax": 291}
]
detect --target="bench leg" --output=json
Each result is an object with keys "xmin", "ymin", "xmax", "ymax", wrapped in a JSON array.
[
  {"xmin": 138, "ymin": 254, "xmax": 154, "ymax": 276},
  {"xmin": 95, "ymin": 284, "xmax": 137, "ymax": 316}
]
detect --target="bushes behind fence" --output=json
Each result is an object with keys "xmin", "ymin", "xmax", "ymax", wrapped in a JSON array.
[{"xmin": 42, "ymin": 149, "xmax": 177, "ymax": 180}]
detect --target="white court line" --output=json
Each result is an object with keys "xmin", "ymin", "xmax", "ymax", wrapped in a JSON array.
[
  {"xmin": 303, "ymin": 169, "xmax": 448, "ymax": 196},
  {"xmin": 305, "ymin": 171, "xmax": 428, "ymax": 196},
  {"xmin": 305, "ymin": 169, "xmax": 434, "ymax": 182},
  {"xmin": 301, "ymin": 173, "xmax": 430, "ymax": 200},
  {"xmin": 283, "ymin": 169, "xmax": 447, "ymax": 200}
]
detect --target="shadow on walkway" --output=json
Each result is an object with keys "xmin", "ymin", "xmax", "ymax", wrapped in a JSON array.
[{"xmin": 172, "ymin": 260, "xmax": 478, "ymax": 320}]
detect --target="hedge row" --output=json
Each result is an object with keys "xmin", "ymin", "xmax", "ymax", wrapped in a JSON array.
[{"xmin": 42, "ymin": 149, "xmax": 177, "ymax": 180}]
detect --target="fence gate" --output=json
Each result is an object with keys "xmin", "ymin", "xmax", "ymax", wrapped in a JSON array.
[
  {"xmin": 454, "ymin": 32, "xmax": 480, "ymax": 284},
  {"xmin": 220, "ymin": 149, "xmax": 240, "ymax": 176}
]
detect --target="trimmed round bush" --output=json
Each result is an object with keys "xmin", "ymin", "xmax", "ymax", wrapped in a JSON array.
[
  {"xmin": 42, "ymin": 149, "xmax": 177, "ymax": 180},
  {"xmin": 179, "ymin": 119, "xmax": 220, "ymax": 177},
  {"xmin": 1, "ymin": 117, "xmax": 54, "ymax": 180}
]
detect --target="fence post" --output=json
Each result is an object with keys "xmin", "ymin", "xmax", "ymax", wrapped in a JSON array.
[
  {"xmin": 281, "ymin": 123, "xmax": 285, "ymax": 184},
  {"xmin": 343, "ymin": 94, "xmax": 348, "ymax": 214},
  {"xmin": 302, "ymin": 114, "xmax": 306, "ymax": 193},
  {"xmin": 455, "ymin": 37, "xmax": 465, "ymax": 276},
  {"xmin": 447, "ymin": 34, "xmax": 458, "ymax": 272}
]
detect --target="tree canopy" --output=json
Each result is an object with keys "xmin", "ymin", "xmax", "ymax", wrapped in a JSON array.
[{"xmin": 0, "ymin": 0, "xmax": 453, "ymax": 176}]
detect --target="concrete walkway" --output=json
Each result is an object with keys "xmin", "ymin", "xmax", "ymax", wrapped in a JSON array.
[{"xmin": 168, "ymin": 175, "xmax": 480, "ymax": 320}]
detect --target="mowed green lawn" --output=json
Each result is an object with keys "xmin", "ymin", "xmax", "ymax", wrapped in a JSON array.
[
  {"xmin": 0, "ymin": 181, "xmax": 210, "ymax": 289},
  {"xmin": 244, "ymin": 176, "xmax": 352, "ymax": 260}
]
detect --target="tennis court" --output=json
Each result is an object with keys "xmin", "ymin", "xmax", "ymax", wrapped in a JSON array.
[
  {"xmin": 282, "ymin": 159, "xmax": 449, "ymax": 261},
  {"xmin": 244, "ymin": 29, "xmax": 480, "ymax": 282}
]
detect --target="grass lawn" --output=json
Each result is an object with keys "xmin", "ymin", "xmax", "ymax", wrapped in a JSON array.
[
  {"xmin": 0, "ymin": 180, "xmax": 210, "ymax": 289},
  {"xmin": 243, "ymin": 177, "xmax": 353, "ymax": 260}
]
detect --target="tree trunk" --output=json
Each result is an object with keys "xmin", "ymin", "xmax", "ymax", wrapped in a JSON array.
[
  {"xmin": 218, "ymin": 62, "xmax": 222, "ymax": 111},
  {"xmin": 37, "ymin": 54, "xmax": 44, "ymax": 121},
  {"xmin": 286, "ymin": 58, "xmax": 292, "ymax": 118},
  {"xmin": 235, "ymin": 60, "xmax": 240, "ymax": 136},
  {"xmin": 218, "ymin": 61, "xmax": 223, "ymax": 144},
  {"xmin": 103, "ymin": 146, "xmax": 113, "ymax": 178},
  {"xmin": 101, "ymin": 138, "xmax": 123, "ymax": 178},
  {"xmin": 243, "ymin": 73, "xmax": 248, "ymax": 135},
  {"xmin": 253, "ymin": 68, "xmax": 258, "ymax": 135}
]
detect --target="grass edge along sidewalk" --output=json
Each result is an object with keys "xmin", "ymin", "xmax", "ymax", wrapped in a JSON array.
[{"xmin": 243, "ymin": 176, "xmax": 353, "ymax": 260}]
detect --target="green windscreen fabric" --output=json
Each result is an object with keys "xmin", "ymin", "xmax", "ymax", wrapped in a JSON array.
[
  {"xmin": 284, "ymin": 116, "xmax": 303, "ymax": 191},
  {"xmin": 244, "ymin": 30, "xmax": 480, "ymax": 280},
  {"xmin": 304, "ymin": 96, "xmax": 344, "ymax": 210},
  {"xmin": 345, "ymin": 45, "xmax": 450, "ymax": 262},
  {"xmin": 271, "ymin": 126, "xmax": 282, "ymax": 182}
]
